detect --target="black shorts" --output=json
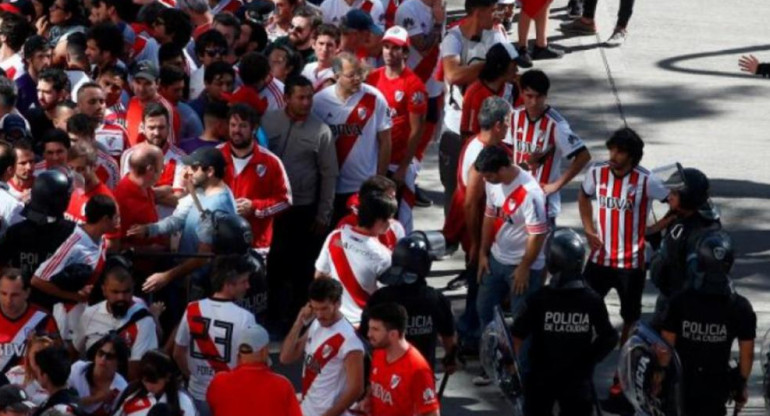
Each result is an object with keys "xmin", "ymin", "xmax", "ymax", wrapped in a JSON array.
[{"xmin": 584, "ymin": 262, "xmax": 645, "ymax": 322}]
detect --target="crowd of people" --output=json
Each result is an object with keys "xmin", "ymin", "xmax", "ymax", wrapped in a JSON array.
[{"xmin": 0, "ymin": 0, "xmax": 761, "ymax": 415}]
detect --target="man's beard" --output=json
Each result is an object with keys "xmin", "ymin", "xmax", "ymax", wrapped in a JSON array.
[
  {"xmin": 110, "ymin": 301, "xmax": 130, "ymax": 318},
  {"xmin": 231, "ymin": 136, "xmax": 252, "ymax": 150}
]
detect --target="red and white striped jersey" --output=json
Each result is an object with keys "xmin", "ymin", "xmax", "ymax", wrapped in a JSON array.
[
  {"xmin": 395, "ymin": 0, "xmax": 443, "ymax": 97},
  {"xmin": 315, "ymin": 225, "xmax": 391, "ymax": 324},
  {"xmin": 121, "ymin": 144, "xmax": 187, "ymax": 218},
  {"xmin": 0, "ymin": 305, "xmax": 58, "ymax": 372},
  {"xmin": 581, "ymin": 162, "xmax": 669, "ymax": 269},
  {"xmin": 75, "ymin": 298, "xmax": 158, "ymax": 361},
  {"xmin": 260, "ymin": 76, "xmax": 286, "ymax": 112},
  {"xmin": 34, "ymin": 225, "xmax": 106, "ymax": 285},
  {"xmin": 174, "ymin": 298, "xmax": 257, "ymax": 400},
  {"xmin": 312, "ymin": 84, "xmax": 393, "ymax": 194},
  {"xmin": 320, "ymin": 0, "xmax": 386, "ymax": 31},
  {"xmin": 510, "ymin": 106, "xmax": 586, "ymax": 218},
  {"xmin": 95, "ymin": 122, "xmax": 129, "ymax": 159},
  {"xmin": 301, "ymin": 318, "xmax": 364, "ymax": 416},
  {"xmin": 485, "ymin": 169, "xmax": 548, "ymax": 268},
  {"xmin": 0, "ymin": 53, "xmax": 24, "ymax": 81}
]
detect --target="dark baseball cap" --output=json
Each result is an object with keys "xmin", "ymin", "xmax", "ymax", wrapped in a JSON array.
[
  {"xmin": 131, "ymin": 60, "xmax": 159, "ymax": 82},
  {"xmin": 342, "ymin": 9, "xmax": 384, "ymax": 36},
  {"xmin": 0, "ymin": 385, "xmax": 36, "ymax": 413},
  {"xmin": 0, "ymin": 114, "xmax": 30, "ymax": 141},
  {"xmin": 182, "ymin": 147, "xmax": 226, "ymax": 172}
]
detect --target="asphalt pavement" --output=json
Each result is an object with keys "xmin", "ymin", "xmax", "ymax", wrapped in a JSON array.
[{"xmin": 273, "ymin": 0, "xmax": 770, "ymax": 413}]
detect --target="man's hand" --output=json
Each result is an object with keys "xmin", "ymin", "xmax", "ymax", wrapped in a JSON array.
[
  {"xmin": 734, "ymin": 386, "xmax": 748, "ymax": 413},
  {"xmin": 511, "ymin": 266, "xmax": 529, "ymax": 295},
  {"xmin": 585, "ymin": 231, "xmax": 603, "ymax": 251},
  {"xmin": 236, "ymin": 198, "xmax": 253, "ymax": 216},
  {"xmin": 150, "ymin": 301, "xmax": 166, "ymax": 320},
  {"xmin": 143, "ymin": 272, "xmax": 172, "ymax": 293},
  {"xmin": 739, "ymin": 55, "xmax": 760, "ymax": 74},
  {"xmin": 542, "ymin": 182, "xmax": 561, "ymax": 196},
  {"xmin": 310, "ymin": 218, "xmax": 329, "ymax": 236},
  {"xmin": 126, "ymin": 224, "xmax": 149, "ymax": 238},
  {"xmin": 77, "ymin": 285, "xmax": 93, "ymax": 303},
  {"xmin": 477, "ymin": 253, "xmax": 490, "ymax": 283},
  {"xmin": 296, "ymin": 303, "xmax": 315, "ymax": 326},
  {"xmin": 391, "ymin": 165, "xmax": 408, "ymax": 186},
  {"xmin": 467, "ymin": 242, "xmax": 479, "ymax": 265}
]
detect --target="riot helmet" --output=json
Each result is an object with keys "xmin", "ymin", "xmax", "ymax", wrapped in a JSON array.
[
  {"xmin": 211, "ymin": 211, "xmax": 254, "ymax": 255},
  {"xmin": 687, "ymin": 230, "xmax": 734, "ymax": 295},
  {"xmin": 379, "ymin": 234, "xmax": 432, "ymax": 286},
  {"xmin": 664, "ymin": 163, "xmax": 710, "ymax": 211},
  {"xmin": 26, "ymin": 170, "xmax": 72, "ymax": 219},
  {"xmin": 547, "ymin": 229, "xmax": 587, "ymax": 289}
]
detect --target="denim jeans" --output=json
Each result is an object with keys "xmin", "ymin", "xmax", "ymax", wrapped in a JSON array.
[{"xmin": 477, "ymin": 255, "xmax": 543, "ymax": 374}]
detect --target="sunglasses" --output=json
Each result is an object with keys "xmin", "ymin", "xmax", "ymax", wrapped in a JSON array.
[
  {"xmin": 97, "ymin": 349, "xmax": 117, "ymax": 361},
  {"xmin": 204, "ymin": 48, "xmax": 226, "ymax": 57},
  {"xmin": 290, "ymin": 25, "xmax": 308, "ymax": 32}
]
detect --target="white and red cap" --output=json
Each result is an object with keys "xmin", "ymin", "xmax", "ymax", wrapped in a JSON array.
[{"xmin": 382, "ymin": 25, "xmax": 410, "ymax": 47}]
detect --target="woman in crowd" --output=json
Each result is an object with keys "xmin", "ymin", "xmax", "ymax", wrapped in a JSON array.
[
  {"xmin": 68, "ymin": 334, "xmax": 130, "ymax": 415},
  {"xmin": 5, "ymin": 334, "xmax": 55, "ymax": 406},
  {"xmin": 112, "ymin": 351, "xmax": 196, "ymax": 416}
]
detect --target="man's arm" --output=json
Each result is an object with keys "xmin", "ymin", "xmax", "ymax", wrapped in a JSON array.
[
  {"xmin": 442, "ymin": 56, "xmax": 484, "ymax": 86},
  {"xmin": 578, "ymin": 189, "xmax": 602, "ymax": 251},
  {"xmin": 511, "ymin": 233, "xmax": 547, "ymax": 295},
  {"xmin": 279, "ymin": 304, "xmax": 313, "ymax": 364},
  {"xmin": 410, "ymin": 29, "xmax": 442, "ymax": 53},
  {"xmin": 477, "ymin": 214, "xmax": 495, "ymax": 280},
  {"xmin": 249, "ymin": 159, "xmax": 293, "ymax": 218},
  {"xmin": 394, "ymin": 113, "xmax": 425, "ymax": 181},
  {"xmin": 377, "ymin": 129, "xmax": 392, "ymax": 176},
  {"xmin": 141, "ymin": 243, "xmax": 210, "ymax": 293},
  {"xmin": 31, "ymin": 277, "xmax": 87, "ymax": 303},
  {"xmin": 544, "ymin": 148, "xmax": 591, "ymax": 195},
  {"xmin": 315, "ymin": 126, "xmax": 339, "ymax": 229},
  {"xmin": 172, "ymin": 344, "xmax": 190, "ymax": 378},
  {"xmin": 153, "ymin": 185, "xmax": 180, "ymax": 207},
  {"xmin": 464, "ymin": 167, "xmax": 486, "ymax": 264},
  {"xmin": 321, "ymin": 350, "xmax": 364, "ymax": 416}
]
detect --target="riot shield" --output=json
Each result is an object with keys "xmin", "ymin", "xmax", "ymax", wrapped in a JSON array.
[
  {"xmin": 760, "ymin": 327, "xmax": 770, "ymax": 411},
  {"xmin": 479, "ymin": 305, "xmax": 524, "ymax": 415},
  {"xmin": 618, "ymin": 322, "xmax": 683, "ymax": 416}
]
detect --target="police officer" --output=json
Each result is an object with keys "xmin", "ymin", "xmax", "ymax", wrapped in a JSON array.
[
  {"xmin": 511, "ymin": 229, "xmax": 618, "ymax": 416},
  {"xmin": 359, "ymin": 234, "xmax": 457, "ymax": 372},
  {"xmin": 660, "ymin": 231, "xmax": 756, "ymax": 416},
  {"xmin": 0, "ymin": 170, "xmax": 74, "ymax": 289},
  {"xmin": 651, "ymin": 164, "xmax": 721, "ymax": 318}
]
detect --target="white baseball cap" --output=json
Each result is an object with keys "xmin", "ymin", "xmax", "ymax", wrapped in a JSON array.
[
  {"xmin": 382, "ymin": 25, "xmax": 410, "ymax": 47},
  {"xmin": 239, "ymin": 324, "xmax": 269, "ymax": 352}
]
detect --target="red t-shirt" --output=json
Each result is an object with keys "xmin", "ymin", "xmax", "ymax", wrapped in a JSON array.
[
  {"xmin": 460, "ymin": 81, "xmax": 507, "ymax": 137},
  {"xmin": 64, "ymin": 182, "xmax": 120, "ymax": 241},
  {"xmin": 370, "ymin": 345, "xmax": 439, "ymax": 416},
  {"xmin": 112, "ymin": 176, "xmax": 164, "ymax": 246},
  {"xmin": 207, "ymin": 363, "xmax": 302, "ymax": 416},
  {"xmin": 366, "ymin": 67, "xmax": 428, "ymax": 164}
]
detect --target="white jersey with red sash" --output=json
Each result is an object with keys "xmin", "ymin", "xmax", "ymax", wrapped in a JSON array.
[
  {"xmin": 396, "ymin": 0, "xmax": 444, "ymax": 97},
  {"xmin": 114, "ymin": 390, "xmax": 197, "ymax": 416},
  {"xmin": 312, "ymin": 84, "xmax": 392, "ymax": 194},
  {"xmin": 0, "ymin": 305, "xmax": 58, "ymax": 373},
  {"xmin": 320, "ymin": 0, "xmax": 386, "ymax": 31},
  {"xmin": 75, "ymin": 298, "xmax": 158, "ymax": 360},
  {"xmin": 302, "ymin": 63, "xmax": 336, "ymax": 92},
  {"xmin": 301, "ymin": 318, "xmax": 364, "ymax": 416},
  {"xmin": 96, "ymin": 148, "xmax": 120, "ymax": 190},
  {"xmin": 315, "ymin": 226, "xmax": 391, "ymax": 325},
  {"xmin": 581, "ymin": 162, "xmax": 669, "ymax": 269},
  {"xmin": 174, "ymin": 298, "xmax": 257, "ymax": 400},
  {"xmin": 336, "ymin": 202, "xmax": 406, "ymax": 251},
  {"xmin": 95, "ymin": 122, "xmax": 129, "ymax": 160},
  {"xmin": 34, "ymin": 225, "xmax": 107, "ymax": 340},
  {"xmin": 484, "ymin": 169, "xmax": 548, "ymax": 268},
  {"xmin": 510, "ymin": 106, "xmax": 586, "ymax": 218}
]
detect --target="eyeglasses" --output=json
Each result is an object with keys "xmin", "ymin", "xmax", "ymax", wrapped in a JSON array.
[
  {"xmin": 97, "ymin": 349, "xmax": 117, "ymax": 361},
  {"xmin": 204, "ymin": 48, "xmax": 226, "ymax": 58},
  {"xmin": 290, "ymin": 25, "xmax": 308, "ymax": 32}
]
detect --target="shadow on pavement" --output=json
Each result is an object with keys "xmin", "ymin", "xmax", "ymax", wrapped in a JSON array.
[{"xmin": 657, "ymin": 44, "xmax": 770, "ymax": 79}]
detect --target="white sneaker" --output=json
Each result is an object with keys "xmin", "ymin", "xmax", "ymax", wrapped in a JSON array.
[
  {"xmin": 472, "ymin": 371, "xmax": 492, "ymax": 386},
  {"xmin": 606, "ymin": 29, "xmax": 627, "ymax": 46}
]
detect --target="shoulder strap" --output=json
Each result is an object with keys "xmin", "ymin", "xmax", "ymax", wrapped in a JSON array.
[{"xmin": 86, "ymin": 308, "xmax": 152, "ymax": 359}]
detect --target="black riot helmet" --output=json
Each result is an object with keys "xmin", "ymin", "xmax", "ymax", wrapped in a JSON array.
[
  {"xmin": 26, "ymin": 170, "xmax": 72, "ymax": 219},
  {"xmin": 547, "ymin": 229, "xmax": 587, "ymax": 289},
  {"xmin": 211, "ymin": 211, "xmax": 253, "ymax": 255},
  {"xmin": 687, "ymin": 230, "xmax": 734, "ymax": 295},
  {"xmin": 664, "ymin": 163, "xmax": 710, "ymax": 211},
  {"xmin": 379, "ymin": 235, "xmax": 432, "ymax": 285}
]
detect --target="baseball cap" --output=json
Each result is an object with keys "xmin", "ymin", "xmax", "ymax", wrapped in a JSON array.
[
  {"xmin": 238, "ymin": 324, "xmax": 269, "ymax": 352},
  {"xmin": 483, "ymin": 42, "xmax": 519, "ymax": 71},
  {"xmin": 182, "ymin": 147, "xmax": 226, "ymax": 172},
  {"xmin": 0, "ymin": 114, "xmax": 30, "ymax": 141},
  {"xmin": 131, "ymin": 60, "xmax": 159, "ymax": 82},
  {"xmin": 342, "ymin": 9, "xmax": 384, "ymax": 36},
  {"xmin": 382, "ymin": 25, "xmax": 410, "ymax": 47},
  {"xmin": 0, "ymin": 385, "xmax": 36, "ymax": 413}
]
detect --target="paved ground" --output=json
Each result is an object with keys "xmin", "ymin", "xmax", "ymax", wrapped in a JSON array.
[{"xmin": 274, "ymin": 0, "xmax": 770, "ymax": 413}]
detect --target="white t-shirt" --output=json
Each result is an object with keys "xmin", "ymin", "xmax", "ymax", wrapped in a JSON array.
[
  {"xmin": 0, "ymin": 183, "xmax": 23, "ymax": 238},
  {"xmin": 189, "ymin": 66, "xmax": 205, "ymax": 100},
  {"xmin": 301, "ymin": 318, "xmax": 364, "ymax": 416},
  {"xmin": 302, "ymin": 63, "xmax": 336, "ymax": 92},
  {"xmin": 113, "ymin": 389, "xmax": 198, "ymax": 416},
  {"xmin": 484, "ymin": 169, "xmax": 548, "ymax": 268},
  {"xmin": 439, "ymin": 26, "xmax": 508, "ymax": 134},
  {"xmin": 74, "ymin": 298, "xmax": 158, "ymax": 360},
  {"xmin": 0, "ymin": 53, "xmax": 24, "ymax": 80},
  {"xmin": 174, "ymin": 298, "xmax": 258, "ymax": 400},
  {"xmin": 315, "ymin": 225, "xmax": 391, "ymax": 324},
  {"xmin": 395, "ymin": 0, "xmax": 444, "ymax": 97},
  {"xmin": 320, "ymin": 0, "xmax": 386, "ymax": 31},
  {"xmin": 68, "ymin": 360, "xmax": 127, "ymax": 415},
  {"xmin": 311, "ymin": 84, "xmax": 393, "ymax": 194}
]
